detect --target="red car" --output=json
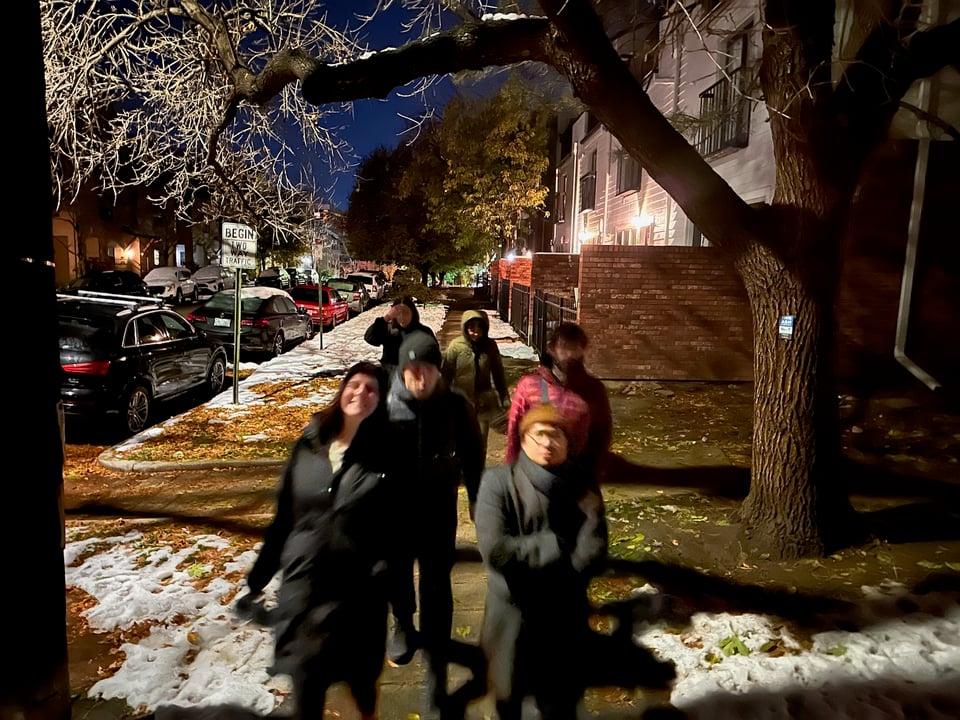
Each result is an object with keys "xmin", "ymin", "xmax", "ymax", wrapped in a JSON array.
[{"xmin": 289, "ymin": 285, "xmax": 350, "ymax": 330}]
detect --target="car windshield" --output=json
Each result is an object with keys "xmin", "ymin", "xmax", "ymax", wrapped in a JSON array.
[
  {"xmin": 327, "ymin": 280, "xmax": 352, "ymax": 291},
  {"xmin": 65, "ymin": 276, "xmax": 95, "ymax": 289},
  {"xmin": 144, "ymin": 268, "xmax": 177, "ymax": 280}
]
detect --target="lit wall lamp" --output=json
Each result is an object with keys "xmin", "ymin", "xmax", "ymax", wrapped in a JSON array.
[
  {"xmin": 505, "ymin": 251, "xmax": 516, "ymax": 262},
  {"xmin": 631, "ymin": 212, "xmax": 655, "ymax": 229},
  {"xmin": 578, "ymin": 229, "xmax": 597, "ymax": 243},
  {"xmin": 123, "ymin": 247, "xmax": 135, "ymax": 261}
]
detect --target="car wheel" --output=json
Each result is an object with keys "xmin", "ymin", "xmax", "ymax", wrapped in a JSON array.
[
  {"xmin": 271, "ymin": 331, "xmax": 285, "ymax": 357},
  {"xmin": 207, "ymin": 355, "xmax": 227, "ymax": 396},
  {"xmin": 124, "ymin": 385, "xmax": 151, "ymax": 435},
  {"xmin": 329, "ymin": 314, "xmax": 337, "ymax": 330},
  {"xmin": 175, "ymin": 288, "xmax": 183, "ymax": 305},
  {"xmin": 305, "ymin": 322, "xmax": 316, "ymax": 340}
]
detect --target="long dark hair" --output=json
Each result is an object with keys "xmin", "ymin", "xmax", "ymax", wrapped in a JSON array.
[
  {"xmin": 393, "ymin": 295, "xmax": 421, "ymax": 325},
  {"xmin": 310, "ymin": 361, "xmax": 388, "ymax": 447}
]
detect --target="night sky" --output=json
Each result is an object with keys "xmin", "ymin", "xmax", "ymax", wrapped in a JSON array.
[{"xmin": 317, "ymin": 3, "xmax": 458, "ymax": 210}]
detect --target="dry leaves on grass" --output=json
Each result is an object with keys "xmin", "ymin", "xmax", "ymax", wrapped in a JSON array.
[{"xmin": 117, "ymin": 377, "xmax": 343, "ymax": 463}]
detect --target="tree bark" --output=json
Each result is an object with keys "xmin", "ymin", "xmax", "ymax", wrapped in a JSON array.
[{"xmin": 732, "ymin": 2, "xmax": 861, "ymax": 558}]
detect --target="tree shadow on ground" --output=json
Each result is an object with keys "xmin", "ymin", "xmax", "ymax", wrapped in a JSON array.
[
  {"xmin": 601, "ymin": 453, "xmax": 960, "ymax": 547},
  {"xmin": 64, "ymin": 502, "xmax": 269, "ymax": 536},
  {"xmin": 594, "ymin": 558, "xmax": 959, "ymax": 639}
]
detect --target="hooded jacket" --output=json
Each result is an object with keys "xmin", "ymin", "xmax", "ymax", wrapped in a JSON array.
[
  {"xmin": 441, "ymin": 309, "xmax": 508, "ymax": 409},
  {"xmin": 363, "ymin": 298, "xmax": 436, "ymax": 368}
]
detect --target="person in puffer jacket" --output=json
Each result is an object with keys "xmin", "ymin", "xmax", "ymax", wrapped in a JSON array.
[{"xmin": 441, "ymin": 308, "xmax": 509, "ymax": 459}]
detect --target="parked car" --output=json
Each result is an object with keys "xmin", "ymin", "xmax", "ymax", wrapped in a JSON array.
[
  {"xmin": 143, "ymin": 266, "xmax": 198, "ymax": 304},
  {"xmin": 57, "ymin": 291, "xmax": 228, "ymax": 436},
  {"xmin": 193, "ymin": 264, "xmax": 236, "ymax": 296},
  {"xmin": 187, "ymin": 286, "xmax": 313, "ymax": 358},
  {"xmin": 285, "ymin": 267, "xmax": 320, "ymax": 287},
  {"xmin": 326, "ymin": 277, "xmax": 371, "ymax": 315},
  {"xmin": 289, "ymin": 285, "xmax": 350, "ymax": 330},
  {"xmin": 62, "ymin": 270, "xmax": 149, "ymax": 297},
  {"xmin": 347, "ymin": 271, "xmax": 387, "ymax": 301},
  {"xmin": 254, "ymin": 267, "xmax": 292, "ymax": 290}
]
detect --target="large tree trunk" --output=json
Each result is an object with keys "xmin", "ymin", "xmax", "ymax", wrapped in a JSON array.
[
  {"xmin": 733, "ymin": 2, "xmax": 863, "ymax": 559},
  {"xmin": 538, "ymin": 0, "xmax": 868, "ymax": 559},
  {"xmin": 735, "ymin": 234, "xmax": 856, "ymax": 558},
  {"xmin": 6, "ymin": 4, "xmax": 71, "ymax": 720}
]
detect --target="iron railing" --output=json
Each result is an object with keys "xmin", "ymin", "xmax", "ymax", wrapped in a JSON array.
[
  {"xmin": 497, "ymin": 278, "xmax": 511, "ymax": 319},
  {"xmin": 531, "ymin": 290, "xmax": 577, "ymax": 358},
  {"xmin": 697, "ymin": 67, "xmax": 751, "ymax": 157},
  {"xmin": 510, "ymin": 283, "xmax": 531, "ymax": 341}
]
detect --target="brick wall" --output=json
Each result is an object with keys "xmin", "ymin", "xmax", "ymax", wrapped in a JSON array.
[
  {"xmin": 577, "ymin": 244, "xmax": 753, "ymax": 380},
  {"xmin": 531, "ymin": 253, "xmax": 580, "ymax": 298}
]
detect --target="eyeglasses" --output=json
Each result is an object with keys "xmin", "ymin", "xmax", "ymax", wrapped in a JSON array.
[{"xmin": 524, "ymin": 429, "xmax": 567, "ymax": 448}]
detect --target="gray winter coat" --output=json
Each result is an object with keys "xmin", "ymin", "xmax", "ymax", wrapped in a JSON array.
[{"xmin": 474, "ymin": 453, "xmax": 608, "ymax": 701}]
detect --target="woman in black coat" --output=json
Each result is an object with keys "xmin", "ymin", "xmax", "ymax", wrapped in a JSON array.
[
  {"xmin": 235, "ymin": 361, "xmax": 397, "ymax": 720},
  {"xmin": 474, "ymin": 404, "xmax": 608, "ymax": 720}
]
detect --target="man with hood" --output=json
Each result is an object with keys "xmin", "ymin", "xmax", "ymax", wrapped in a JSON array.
[
  {"xmin": 363, "ymin": 295, "xmax": 436, "ymax": 378},
  {"xmin": 505, "ymin": 322, "xmax": 612, "ymax": 479},
  {"xmin": 441, "ymin": 308, "xmax": 509, "ymax": 459},
  {"xmin": 385, "ymin": 331, "xmax": 485, "ymax": 719}
]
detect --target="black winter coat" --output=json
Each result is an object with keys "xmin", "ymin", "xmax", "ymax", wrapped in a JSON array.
[
  {"xmin": 245, "ymin": 414, "xmax": 399, "ymax": 685},
  {"xmin": 386, "ymin": 377, "xmax": 484, "ymax": 518},
  {"xmin": 363, "ymin": 317, "xmax": 436, "ymax": 369}
]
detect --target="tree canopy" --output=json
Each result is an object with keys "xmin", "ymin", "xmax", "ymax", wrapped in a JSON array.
[{"xmin": 408, "ymin": 75, "xmax": 552, "ymax": 258}]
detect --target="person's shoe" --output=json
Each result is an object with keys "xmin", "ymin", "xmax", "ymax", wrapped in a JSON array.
[{"xmin": 387, "ymin": 619, "xmax": 419, "ymax": 666}]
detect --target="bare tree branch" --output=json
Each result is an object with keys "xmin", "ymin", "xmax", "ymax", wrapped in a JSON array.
[{"xmin": 302, "ymin": 17, "xmax": 552, "ymax": 103}]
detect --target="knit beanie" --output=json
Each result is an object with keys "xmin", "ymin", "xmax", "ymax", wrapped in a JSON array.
[
  {"xmin": 398, "ymin": 330, "xmax": 442, "ymax": 372},
  {"xmin": 519, "ymin": 403, "xmax": 570, "ymax": 439}
]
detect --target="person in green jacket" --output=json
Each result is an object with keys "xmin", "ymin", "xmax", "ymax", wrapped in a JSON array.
[{"xmin": 441, "ymin": 309, "xmax": 509, "ymax": 460}]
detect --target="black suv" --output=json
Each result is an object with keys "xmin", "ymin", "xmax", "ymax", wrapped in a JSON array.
[
  {"xmin": 62, "ymin": 270, "xmax": 149, "ymax": 297},
  {"xmin": 58, "ymin": 291, "xmax": 228, "ymax": 436}
]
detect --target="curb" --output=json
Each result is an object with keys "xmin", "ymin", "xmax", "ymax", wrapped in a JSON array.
[{"xmin": 98, "ymin": 449, "xmax": 286, "ymax": 473}]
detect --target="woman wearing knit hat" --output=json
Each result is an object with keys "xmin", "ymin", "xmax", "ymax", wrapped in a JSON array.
[{"xmin": 474, "ymin": 403, "xmax": 607, "ymax": 720}]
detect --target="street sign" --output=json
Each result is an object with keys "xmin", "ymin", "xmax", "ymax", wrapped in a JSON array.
[{"xmin": 221, "ymin": 222, "xmax": 258, "ymax": 270}]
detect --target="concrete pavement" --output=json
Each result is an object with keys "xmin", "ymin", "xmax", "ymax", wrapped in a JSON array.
[{"xmin": 81, "ymin": 288, "xmax": 671, "ymax": 720}]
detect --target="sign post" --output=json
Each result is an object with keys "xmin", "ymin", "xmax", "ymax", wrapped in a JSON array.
[{"xmin": 221, "ymin": 222, "xmax": 258, "ymax": 404}]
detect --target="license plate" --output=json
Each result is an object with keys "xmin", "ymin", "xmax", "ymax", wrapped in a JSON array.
[{"xmin": 214, "ymin": 318, "xmax": 231, "ymax": 328}]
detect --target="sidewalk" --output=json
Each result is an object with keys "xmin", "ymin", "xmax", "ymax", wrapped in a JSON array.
[
  {"xmin": 69, "ymin": 288, "xmax": 960, "ymax": 720},
  {"xmin": 80, "ymin": 289, "xmax": 671, "ymax": 719}
]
